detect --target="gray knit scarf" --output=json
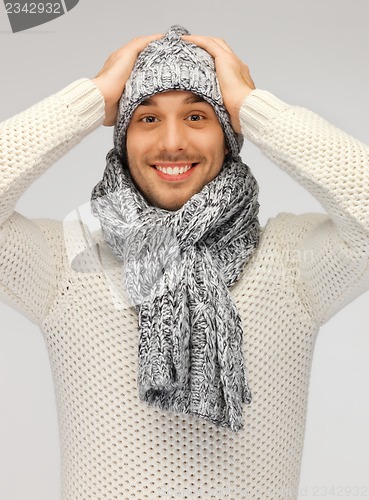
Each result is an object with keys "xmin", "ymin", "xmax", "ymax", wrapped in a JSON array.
[{"xmin": 90, "ymin": 148, "xmax": 260, "ymax": 432}]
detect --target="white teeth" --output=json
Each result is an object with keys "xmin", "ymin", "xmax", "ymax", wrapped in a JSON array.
[{"xmin": 156, "ymin": 164, "xmax": 193, "ymax": 175}]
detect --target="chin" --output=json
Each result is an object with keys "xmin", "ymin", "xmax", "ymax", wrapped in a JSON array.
[
  {"xmin": 151, "ymin": 194, "xmax": 192, "ymax": 211},
  {"xmin": 156, "ymin": 200, "xmax": 186, "ymax": 212}
]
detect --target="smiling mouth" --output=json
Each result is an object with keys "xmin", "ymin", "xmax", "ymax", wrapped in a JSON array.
[{"xmin": 151, "ymin": 163, "xmax": 199, "ymax": 175}]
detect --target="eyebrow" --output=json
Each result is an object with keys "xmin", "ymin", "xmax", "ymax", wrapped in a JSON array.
[{"xmin": 139, "ymin": 94, "xmax": 206, "ymax": 107}]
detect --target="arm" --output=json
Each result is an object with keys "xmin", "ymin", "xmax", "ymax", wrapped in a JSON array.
[
  {"xmin": 0, "ymin": 33, "xmax": 163, "ymax": 325},
  {"xmin": 181, "ymin": 33, "xmax": 369, "ymax": 325},
  {"xmin": 239, "ymin": 90, "xmax": 369, "ymax": 324},
  {"xmin": 0, "ymin": 79, "xmax": 105, "ymax": 324}
]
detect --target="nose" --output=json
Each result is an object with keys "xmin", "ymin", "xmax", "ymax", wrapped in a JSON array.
[{"xmin": 156, "ymin": 119, "xmax": 188, "ymax": 153}]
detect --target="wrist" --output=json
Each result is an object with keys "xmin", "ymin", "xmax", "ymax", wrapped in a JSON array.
[
  {"xmin": 58, "ymin": 79, "xmax": 105, "ymax": 130},
  {"xmin": 229, "ymin": 87, "xmax": 255, "ymax": 133},
  {"xmin": 239, "ymin": 89, "xmax": 290, "ymax": 140},
  {"xmin": 90, "ymin": 77, "xmax": 118, "ymax": 127}
]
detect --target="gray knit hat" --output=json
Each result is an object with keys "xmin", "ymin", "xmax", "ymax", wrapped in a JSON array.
[{"xmin": 113, "ymin": 25, "xmax": 244, "ymax": 161}]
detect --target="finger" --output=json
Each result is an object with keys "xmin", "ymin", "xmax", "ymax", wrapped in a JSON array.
[
  {"xmin": 209, "ymin": 37, "xmax": 235, "ymax": 54},
  {"xmin": 181, "ymin": 34, "xmax": 229, "ymax": 59},
  {"xmin": 129, "ymin": 33, "xmax": 164, "ymax": 51},
  {"xmin": 182, "ymin": 34, "xmax": 234, "ymax": 56}
]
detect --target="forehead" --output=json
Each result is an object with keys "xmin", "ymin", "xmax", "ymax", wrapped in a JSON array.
[{"xmin": 138, "ymin": 90, "xmax": 207, "ymax": 108}]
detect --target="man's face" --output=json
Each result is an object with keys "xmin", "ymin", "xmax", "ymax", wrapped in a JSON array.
[{"xmin": 125, "ymin": 90, "xmax": 229, "ymax": 211}]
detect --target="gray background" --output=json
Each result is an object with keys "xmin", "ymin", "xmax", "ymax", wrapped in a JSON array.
[{"xmin": 0, "ymin": 0, "xmax": 368, "ymax": 498}]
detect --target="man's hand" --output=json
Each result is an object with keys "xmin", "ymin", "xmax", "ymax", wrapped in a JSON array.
[
  {"xmin": 92, "ymin": 34, "xmax": 163, "ymax": 126},
  {"xmin": 181, "ymin": 35, "xmax": 255, "ymax": 133}
]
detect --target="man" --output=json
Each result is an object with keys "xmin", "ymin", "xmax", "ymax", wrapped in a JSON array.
[{"xmin": 0, "ymin": 25, "xmax": 368, "ymax": 499}]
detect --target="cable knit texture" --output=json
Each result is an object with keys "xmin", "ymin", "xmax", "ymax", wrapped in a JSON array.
[
  {"xmin": 1, "ymin": 78, "xmax": 369, "ymax": 499},
  {"xmin": 90, "ymin": 150, "xmax": 260, "ymax": 432},
  {"xmin": 114, "ymin": 25, "xmax": 243, "ymax": 160},
  {"xmin": 92, "ymin": 25, "xmax": 261, "ymax": 432}
]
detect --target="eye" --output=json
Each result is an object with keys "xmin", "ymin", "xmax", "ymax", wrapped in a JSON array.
[
  {"xmin": 141, "ymin": 116, "xmax": 158, "ymax": 123},
  {"xmin": 187, "ymin": 114, "xmax": 204, "ymax": 122}
]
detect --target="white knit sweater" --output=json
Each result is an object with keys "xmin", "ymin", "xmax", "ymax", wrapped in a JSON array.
[{"xmin": 1, "ymin": 79, "xmax": 368, "ymax": 500}]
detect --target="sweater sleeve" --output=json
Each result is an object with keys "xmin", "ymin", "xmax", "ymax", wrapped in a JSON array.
[
  {"xmin": 239, "ymin": 89, "xmax": 369, "ymax": 325},
  {"xmin": 0, "ymin": 78, "xmax": 105, "ymax": 325}
]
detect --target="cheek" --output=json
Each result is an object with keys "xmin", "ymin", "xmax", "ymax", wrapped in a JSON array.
[
  {"xmin": 126, "ymin": 132, "xmax": 137, "ymax": 156},
  {"xmin": 125, "ymin": 133, "xmax": 143, "ymax": 176},
  {"xmin": 206, "ymin": 126, "xmax": 228, "ymax": 155},
  {"xmin": 127, "ymin": 130, "xmax": 157, "ymax": 162},
  {"xmin": 212, "ymin": 133, "xmax": 228, "ymax": 161},
  {"xmin": 126, "ymin": 135, "xmax": 146, "ymax": 168},
  {"xmin": 195, "ymin": 129, "xmax": 225, "ymax": 153}
]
